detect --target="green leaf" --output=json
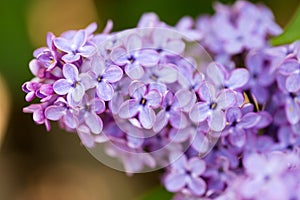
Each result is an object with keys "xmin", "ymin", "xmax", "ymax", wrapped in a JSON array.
[
  {"xmin": 271, "ymin": 4, "xmax": 300, "ymax": 45},
  {"xmin": 138, "ymin": 186, "xmax": 173, "ymax": 200}
]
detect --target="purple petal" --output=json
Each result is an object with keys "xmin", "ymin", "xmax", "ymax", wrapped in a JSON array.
[
  {"xmin": 229, "ymin": 128, "xmax": 246, "ymax": 148},
  {"xmin": 191, "ymin": 133, "xmax": 209, "ymax": 154},
  {"xmin": 125, "ymin": 63, "xmax": 145, "ymax": 79},
  {"xmin": 189, "ymin": 102, "xmax": 210, "ymax": 123},
  {"xmin": 239, "ymin": 112, "xmax": 261, "ymax": 129},
  {"xmin": 216, "ymin": 90, "xmax": 236, "ymax": 109},
  {"xmin": 91, "ymin": 56, "xmax": 105, "ymax": 76},
  {"xmin": 206, "ymin": 62, "xmax": 226, "ymax": 87},
  {"xmin": 127, "ymin": 135, "xmax": 144, "ymax": 149},
  {"xmin": 199, "ymin": 83, "xmax": 215, "ymax": 102},
  {"xmin": 139, "ymin": 107, "xmax": 155, "ymax": 129},
  {"xmin": 286, "ymin": 73, "xmax": 300, "ymax": 92},
  {"xmin": 97, "ymin": 81, "xmax": 114, "ymax": 101},
  {"xmin": 62, "ymin": 53, "xmax": 80, "ymax": 63},
  {"xmin": 157, "ymin": 65, "xmax": 178, "ymax": 83},
  {"xmin": 71, "ymin": 83, "xmax": 85, "ymax": 102},
  {"xmin": 286, "ymin": 98, "xmax": 300, "ymax": 124},
  {"xmin": 126, "ymin": 34, "xmax": 142, "ymax": 52},
  {"xmin": 119, "ymin": 99, "xmax": 139, "ymax": 118},
  {"xmin": 279, "ymin": 59, "xmax": 299, "ymax": 75},
  {"xmin": 146, "ymin": 90, "xmax": 161, "ymax": 108},
  {"xmin": 174, "ymin": 89, "xmax": 194, "ymax": 109},
  {"xmin": 73, "ymin": 30, "xmax": 86, "ymax": 49},
  {"xmin": 169, "ymin": 111, "xmax": 188, "ymax": 129},
  {"xmin": 104, "ymin": 65, "xmax": 123, "ymax": 83},
  {"xmin": 226, "ymin": 107, "xmax": 242, "ymax": 123},
  {"xmin": 138, "ymin": 50, "xmax": 159, "ymax": 67},
  {"xmin": 227, "ymin": 68, "xmax": 250, "ymax": 89},
  {"xmin": 53, "ymin": 38, "xmax": 72, "ymax": 53},
  {"xmin": 64, "ymin": 110, "xmax": 77, "ymax": 129},
  {"xmin": 111, "ymin": 47, "xmax": 128, "ymax": 66},
  {"xmin": 77, "ymin": 125, "xmax": 95, "ymax": 148},
  {"xmin": 187, "ymin": 177, "xmax": 206, "ymax": 196},
  {"xmin": 165, "ymin": 40, "xmax": 185, "ymax": 55},
  {"xmin": 164, "ymin": 173, "xmax": 186, "ymax": 192},
  {"xmin": 210, "ymin": 110, "xmax": 226, "ymax": 132},
  {"xmin": 79, "ymin": 45, "xmax": 95, "ymax": 58},
  {"xmin": 45, "ymin": 106, "xmax": 65, "ymax": 120},
  {"xmin": 153, "ymin": 110, "xmax": 168, "ymax": 133},
  {"xmin": 109, "ymin": 93, "xmax": 123, "ymax": 115},
  {"xmin": 53, "ymin": 79, "xmax": 72, "ymax": 95},
  {"xmin": 85, "ymin": 112, "xmax": 103, "ymax": 134},
  {"xmin": 187, "ymin": 158, "xmax": 206, "ymax": 176},
  {"xmin": 93, "ymin": 98, "xmax": 106, "ymax": 114},
  {"xmin": 63, "ymin": 64, "xmax": 79, "ymax": 82},
  {"xmin": 130, "ymin": 82, "xmax": 146, "ymax": 99}
]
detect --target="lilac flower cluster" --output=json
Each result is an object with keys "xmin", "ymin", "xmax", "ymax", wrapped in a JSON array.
[{"xmin": 22, "ymin": 0, "xmax": 300, "ymax": 199}]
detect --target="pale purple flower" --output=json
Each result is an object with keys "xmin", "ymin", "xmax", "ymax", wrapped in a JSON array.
[
  {"xmin": 53, "ymin": 64, "xmax": 85, "ymax": 106},
  {"xmin": 34, "ymin": 32, "xmax": 57, "ymax": 70},
  {"xmin": 78, "ymin": 95, "xmax": 105, "ymax": 134},
  {"xmin": 111, "ymin": 34, "xmax": 159, "ymax": 79},
  {"xmin": 118, "ymin": 82, "xmax": 161, "ymax": 129},
  {"xmin": 142, "ymin": 64, "xmax": 178, "ymax": 85},
  {"xmin": 223, "ymin": 107, "xmax": 261, "ymax": 148},
  {"xmin": 175, "ymin": 16, "xmax": 202, "ymax": 41},
  {"xmin": 151, "ymin": 28, "xmax": 185, "ymax": 56},
  {"xmin": 153, "ymin": 90, "xmax": 190, "ymax": 132},
  {"xmin": 22, "ymin": 81, "xmax": 42, "ymax": 102},
  {"xmin": 164, "ymin": 155, "xmax": 206, "ymax": 196},
  {"xmin": 23, "ymin": 103, "xmax": 51, "ymax": 131},
  {"xmin": 54, "ymin": 30, "xmax": 96, "ymax": 63},
  {"xmin": 45, "ymin": 97, "xmax": 77, "ymax": 129},
  {"xmin": 189, "ymin": 83, "xmax": 236, "ymax": 131},
  {"xmin": 85, "ymin": 56, "xmax": 123, "ymax": 101},
  {"xmin": 241, "ymin": 152, "xmax": 292, "ymax": 199},
  {"xmin": 278, "ymin": 58, "xmax": 300, "ymax": 93}
]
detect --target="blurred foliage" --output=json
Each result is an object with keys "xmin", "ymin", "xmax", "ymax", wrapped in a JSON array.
[
  {"xmin": 138, "ymin": 186, "xmax": 173, "ymax": 200},
  {"xmin": 271, "ymin": 4, "xmax": 300, "ymax": 45}
]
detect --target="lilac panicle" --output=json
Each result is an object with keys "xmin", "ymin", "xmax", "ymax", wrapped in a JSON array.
[{"xmin": 21, "ymin": 2, "xmax": 300, "ymax": 199}]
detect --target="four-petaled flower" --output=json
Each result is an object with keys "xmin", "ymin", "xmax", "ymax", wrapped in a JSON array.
[
  {"xmin": 53, "ymin": 63, "xmax": 86, "ymax": 106},
  {"xmin": 189, "ymin": 83, "xmax": 236, "ymax": 131},
  {"xmin": 164, "ymin": 155, "xmax": 207, "ymax": 196},
  {"xmin": 119, "ymin": 82, "xmax": 162, "ymax": 129},
  {"xmin": 54, "ymin": 30, "xmax": 96, "ymax": 63},
  {"xmin": 111, "ymin": 34, "xmax": 159, "ymax": 79},
  {"xmin": 85, "ymin": 56, "xmax": 123, "ymax": 101}
]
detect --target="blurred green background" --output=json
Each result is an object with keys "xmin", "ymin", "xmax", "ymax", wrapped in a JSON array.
[{"xmin": 0, "ymin": 0, "xmax": 299, "ymax": 199}]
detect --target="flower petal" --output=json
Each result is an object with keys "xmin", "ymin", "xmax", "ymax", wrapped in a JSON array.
[
  {"xmin": 187, "ymin": 158, "xmax": 206, "ymax": 176},
  {"xmin": 157, "ymin": 65, "xmax": 178, "ymax": 83},
  {"xmin": 71, "ymin": 83, "xmax": 85, "ymax": 102},
  {"xmin": 189, "ymin": 102, "xmax": 210, "ymax": 123},
  {"xmin": 216, "ymin": 90, "xmax": 236, "ymax": 110},
  {"xmin": 187, "ymin": 177, "xmax": 206, "ymax": 196},
  {"xmin": 63, "ymin": 64, "xmax": 79, "ymax": 82},
  {"xmin": 85, "ymin": 112, "xmax": 103, "ymax": 134},
  {"xmin": 210, "ymin": 110, "xmax": 226, "ymax": 132},
  {"xmin": 125, "ymin": 63, "xmax": 144, "ymax": 79},
  {"xmin": 45, "ymin": 106, "xmax": 65, "ymax": 120},
  {"xmin": 73, "ymin": 30, "xmax": 86, "ymax": 49},
  {"xmin": 126, "ymin": 34, "xmax": 142, "ymax": 52},
  {"xmin": 227, "ymin": 68, "xmax": 250, "ymax": 89},
  {"xmin": 138, "ymin": 50, "xmax": 159, "ymax": 67},
  {"xmin": 139, "ymin": 107, "xmax": 155, "ymax": 129},
  {"xmin": 286, "ymin": 73, "xmax": 300, "ymax": 92},
  {"xmin": 164, "ymin": 173, "xmax": 186, "ymax": 192},
  {"xmin": 239, "ymin": 112, "xmax": 261, "ymax": 129},
  {"xmin": 119, "ymin": 99, "xmax": 139, "ymax": 118},
  {"xmin": 54, "ymin": 38, "xmax": 72, "ymax": 53},
  {"xmin": 53, "ymin": 79, "xmax": 72, "ymax": 95},
  {"xmin": 97, "ymin": 81, "xmax": 114, "ymax": 101},
  {"xmin": 104, "ymin": 65, "xmax": 123, "ymax": 83},
  {"xmin": 153, "ymin": 110, "xmax": 168, "ymax": 133}
]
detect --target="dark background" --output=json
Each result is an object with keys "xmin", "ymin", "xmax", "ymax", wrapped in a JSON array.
[{"xmin": 0, "ymin": 0, "xmax": 299, "ymax": 199}]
